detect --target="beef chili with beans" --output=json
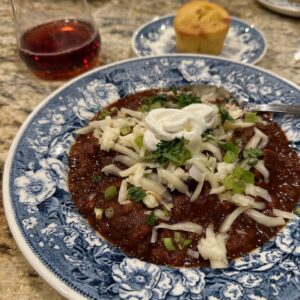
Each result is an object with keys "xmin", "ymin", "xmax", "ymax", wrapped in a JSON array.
[{"xmin": 68, "ymin": 85, "xmax": 300, "ymax": 268}]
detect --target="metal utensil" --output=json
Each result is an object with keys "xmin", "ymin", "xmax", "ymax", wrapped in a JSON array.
[
  {"xmin": 241, "ymin": 103, "xmax": 300, "ymax": 115},
  {"xmin": 180, "ymin": 84, "xmax": 300, "ymax": 115}
]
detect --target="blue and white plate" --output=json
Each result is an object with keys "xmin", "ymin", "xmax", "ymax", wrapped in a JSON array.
[
  {"xmin": 132, "ymin": 16, "xmax": 267, "ymax": 64},
  {"xmin": 257, "ymin": 0, "xmax": 300, "ymax": 17},
  {"xmin": 3, "ymin": 55, "xmax": 300, "ymax": 300}
]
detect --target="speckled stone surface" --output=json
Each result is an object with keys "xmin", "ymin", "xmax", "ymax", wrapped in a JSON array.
[{"xmin": 0, "ymin": 0, "xmax": 299, "ymax": 298}]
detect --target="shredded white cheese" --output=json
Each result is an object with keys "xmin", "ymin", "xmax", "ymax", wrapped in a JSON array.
[
  {"xmin": 197, "ymin": 224, "xmax": 228, "ymax": 269},
  {"xmin": 244, "ymin": 209, "xmax": 285, "ymax": 227}
]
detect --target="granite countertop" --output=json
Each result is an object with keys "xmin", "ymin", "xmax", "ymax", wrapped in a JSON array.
[{"xmin": 0, "ymin": 0, "xmax": 299, "ymax": 298}]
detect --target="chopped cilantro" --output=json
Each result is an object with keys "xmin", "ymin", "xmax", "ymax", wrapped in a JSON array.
[
  {"xmin": 245, "ymin": 112, "xmax": 258, "ymax": 123},
  {"xmin": 219, "ymin": 106, "xmax": 234, "ymax": 124},
  {"xmin": 144, "ymin": 138, "xmax": 191, "ymax": 167},
  {"xmin": 175, "ymin": 93, "xmax": 201, "ymax": 107},
  {"xmin": 147, "ymin": 211, "xmax": 157, "ymax": 226},
  {"xmin": 244, "ymin": 148, "xmax": 264, "ymax": 167},
  {"xmin": 138, "ymin": 94, "xmax": 168, "ymax": 111},
  {"xmin": 91, "ymin": 174, "xmax": 102, "ymax": 183},
  {"xmin": 244, "ymin": 148, "xmax": 264, "ymax": 158},
  {"xmin": 128, "ymin": 186, "xmax": 146, "ymax": 202},
  {"xmin": 201, "ymin": 129, "xmax": 214, "ymax": 142}
]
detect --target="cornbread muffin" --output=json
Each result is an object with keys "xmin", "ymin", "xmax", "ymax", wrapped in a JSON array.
[{"xmin": 174, "ymin": 1, "xmax": 231, "ymax": 55}]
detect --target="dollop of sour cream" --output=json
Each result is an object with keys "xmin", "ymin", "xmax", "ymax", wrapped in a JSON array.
[{"xmin": 144, "ymin": 103, "xmax": 218, "ymax": 151}]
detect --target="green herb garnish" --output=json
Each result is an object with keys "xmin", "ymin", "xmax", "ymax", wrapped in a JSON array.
[
  {"xmin": 201, "ymin": 129, "xmax": 214, "ymax": 142},
  {"xmin": 144, "ymin": 138, "xmax": 191, "ymax": 167},
  {"xmin": 219, "ymin": 106, "xmax": 234, "ymax": 124},
  {"xmin": 98, "ymin": 109, "xmax": 111, "ymax": 120},
  {"xmin": 138, "ymin": 94, "xmax": 168, "ymax": 111},
  {"xmin": 128, "ymin": 186, "xmax": 146, "ymax": 202},
  {"xmin": 147, "ymin": 211, "xmax": 157, "ymax": 226},
  {"xmin": 244, "ymin": 148, "xmax": 264, "ymax": 166},
  {"xmin": 104, "ymin": 185, "xmax": 118, "ymax": 200},
  {"xmin": 244, "ymin": 148, "xmax": 264, "ymax": 158},
  {"xmin": 245, "ymin": 112, "xmax": 258, "ymax": 123},
  {"xmin": 175, "ymin": 93, "xmax": 201, "ymax": 107},
  {"xmin": 91, "ymin": 174, "xmax": 102, "ymax": 183}
]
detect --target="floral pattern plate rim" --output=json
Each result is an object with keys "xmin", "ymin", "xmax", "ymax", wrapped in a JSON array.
[
  {"xmin": 132, "ymin": 16, "xmax": 267, "ymax": 64},
  {"xmin": 3, "ymin": 55, "xmax": 300, "ymax": 300},
  {"xmin": 257, "ymin": 0, "xmax": 300, "ymax": 17}
]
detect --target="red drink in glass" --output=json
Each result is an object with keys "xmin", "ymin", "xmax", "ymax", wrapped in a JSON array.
[{"xmin": 19, "ymin": 19, "xmax": 100, "ymax": 80}]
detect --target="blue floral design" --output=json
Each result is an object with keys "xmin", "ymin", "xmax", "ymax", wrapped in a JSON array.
[
  {"xmin": 133, "ymin": 17, "xmax": 266, "ymax": 64},
  {"xmin": 6, "ymin": 55, "xmax": 300, "ymax": 299},
  {"xmin": 112, "ymin": 258, "xmax": 172, "ymax": 299}
]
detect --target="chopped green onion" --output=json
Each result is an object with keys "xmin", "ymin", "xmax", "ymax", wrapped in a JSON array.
[
  {"xmin": 128, "ymin": 186, "xmax": 146, "ymax": 202},
  {"xmin": 163, "ymin": 206, "xmax": 170, "ymax": 216},
  {"xmin": 181, "ymin": 239, "xmax": 192, "ymax": 248},
  {"xmin": 147, "ymin": 211, "xmax": 157, "ymax": 226},
  {"xmin": 221, "ymin": 142, "xmax": 240, "ymax": 154},
  {"xmin": 219, "ymin": 106, "xmax": 234, "ymax": 124},
  {"xmin": 105, "ymin": 207, "xmax": 114, "ymax": 219},
  {"xmin": 94, "ymin": 208, "xmax": 103, "ymax": 220},
  {"xmin": 245, "ymin": 112, "xmax": 258, "ymax": 123},
  {"xmin": 91, "ymin": 174, "xmax": 102, "ymax": 183},
  {"xmin": 294, "ymin": 208, "xmax": 300, "ymax": 216},
  {"xmin": 120, "ymin": 124, "xmax": 132, "ymax": 136},
  {"xmin": 150, "ymin": 102, "xmax": 162, "ymax": 110},
  {"xmin": 135, "ymin": 135, "xmax": 144, "ymax": 148},
  {"xmin": 98, "ymin": 109, "xmax": 111, "ymax": 120},
  {"xmin": 232, "ymin": 180, "xmax": 246, "ymax": 194},
  {"xmin": 138, "ymin": 104, "xmax": 149, "ymax": 112},
  {"xmin": 241, "ymin": 170, "xmax": 255, "ymax": 184},
  {"xmin": 224, "ymin": 150, "xmax": 237, "ymax": 163},
  {"xmin": 232, "ymin": 166, "xmax": 244, "ymax": 178},
  {"xmin": 223, "ymin": 175, "xmax": 235, "ymax": 190},
  {"xmin": 174, "ymin": 232, "xmax": 182, "ymax": 243},
  {"xmin": 223, "ymin": 167, "xmax": 254, "ymax": 194},
  {"xmin": 104, "ymin": 185, "xmax": 118, "ymax": 200},
  {"xmin": 163, "ymin": 237, "xmax": 176, "ymax": 251}
]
